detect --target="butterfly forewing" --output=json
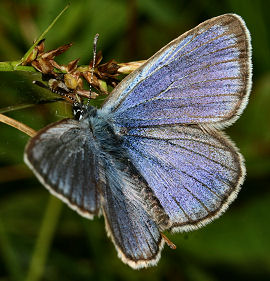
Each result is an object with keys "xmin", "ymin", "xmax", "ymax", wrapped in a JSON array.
[
  {"xmin": 102, "ymin": 14, "xmax": 251, "ymax": 128},
  {"xmin": 24, "ymin": 119, "xmax": 101, "ymax": 218}
]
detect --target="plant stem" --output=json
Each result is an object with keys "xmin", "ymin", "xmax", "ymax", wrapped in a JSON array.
[
  {"xmin": 25, "ymin": 196, "xmax": 63, "ymax": 281},
  {"xmin": 0, "ymin": 61, "xmax": 37, "ymax": 72},
  {"xmin": 0, "ymin": 114, "xmax": 36, "ymax": 137}
]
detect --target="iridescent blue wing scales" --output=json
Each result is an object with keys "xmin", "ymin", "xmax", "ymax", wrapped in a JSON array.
[
  {"xmin": 122, "ymin": 125, "xmax": 245, "ymax": 231},
  {"xmin": 24, "ymin": 119, "xmax": 100, "ymax": 218},
  {"xmin": 102, "ymin": 14, "xmax": 251, "ymax": 128},
  {"xmin": 99, "ymin": 13, "xmax": 251, "ymax": 232},
  {"xmin": 99, "ymin": 154, "xmax": 169, "ymax": 268}
]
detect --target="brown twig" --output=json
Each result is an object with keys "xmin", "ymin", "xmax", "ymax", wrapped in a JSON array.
[
  {"xmin": 0, "ymin": 113, "xmax": 36, "ymax": 137},
  {"xmin": 161, "ymin": 233, "xmax": 177, "ymax": 250}
]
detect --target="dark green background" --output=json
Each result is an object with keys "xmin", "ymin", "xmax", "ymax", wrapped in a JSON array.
[{"xmin": 0, "ymin": 0, "xmax": 269, "ymax": 280}]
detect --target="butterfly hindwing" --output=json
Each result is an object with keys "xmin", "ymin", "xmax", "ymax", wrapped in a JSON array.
[
  {"xmin": 102, "ymin": 14, "xmax": 251, "ymax": 128},
  {"xmin": 122, "ymin": 125, "xmax": 245, "ymax": 231},
  {"xmin": 99, "ymin": 156, "xmax": 167, "ymax": 268},
  {"xmin": 24, "ymin": 119, "xmax": 101, "ymax": 218}
]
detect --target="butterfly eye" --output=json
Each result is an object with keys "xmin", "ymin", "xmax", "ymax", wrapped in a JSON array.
[
  {"xmin": 73, "ymin": 103, "xmax": 86, "ymax": 121},
  {"xmin": 74, "ymin": 109, "xmax": 83, "ymax": 120}
]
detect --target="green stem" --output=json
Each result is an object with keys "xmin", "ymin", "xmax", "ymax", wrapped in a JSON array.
[
  {"xmin": 0, "ymin": 217, "xmax": 23, "ymax": 281},
  {"xmin": 0, "ymin": 61, "xmax": 37, "ymax": 72},
  {"xmin": 25, "ymin": 196, "xmax": 63, "ymax": 281},
  {"xmin": 20, "ymin": 4, "xmax": 70, "ymax": 66},
  {"xmin": 0, "ymin": 61, "xmax": 90, "ymax": 73}
]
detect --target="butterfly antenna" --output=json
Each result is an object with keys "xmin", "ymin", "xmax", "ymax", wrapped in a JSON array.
[{"xmin": 87, "ymin": 33, "xmax": 99, "ymax": 106}]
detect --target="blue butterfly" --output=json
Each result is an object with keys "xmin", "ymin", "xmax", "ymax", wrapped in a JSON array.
[{"xmin": 24, "ymin": 14, "xmax": 252, "ymax": 269}]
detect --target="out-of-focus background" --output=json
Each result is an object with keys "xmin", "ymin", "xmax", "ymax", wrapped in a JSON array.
[{"xmin": 0, "ymin": 0, "xmax": 269, "ymax": 280}]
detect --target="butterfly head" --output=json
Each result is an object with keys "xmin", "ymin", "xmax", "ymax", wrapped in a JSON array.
[
  {"xmin": 72, "ymin": 102, "xmax": 97, "ymax": 121},
  {"xmin": 72, "ymin": 102, "xmax": 88, "ymax": 121}
]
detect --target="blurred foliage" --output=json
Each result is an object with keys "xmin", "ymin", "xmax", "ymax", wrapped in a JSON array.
[{"xmin": 0, "ymin": 0, "xmax": 270, "ymax": 280}]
